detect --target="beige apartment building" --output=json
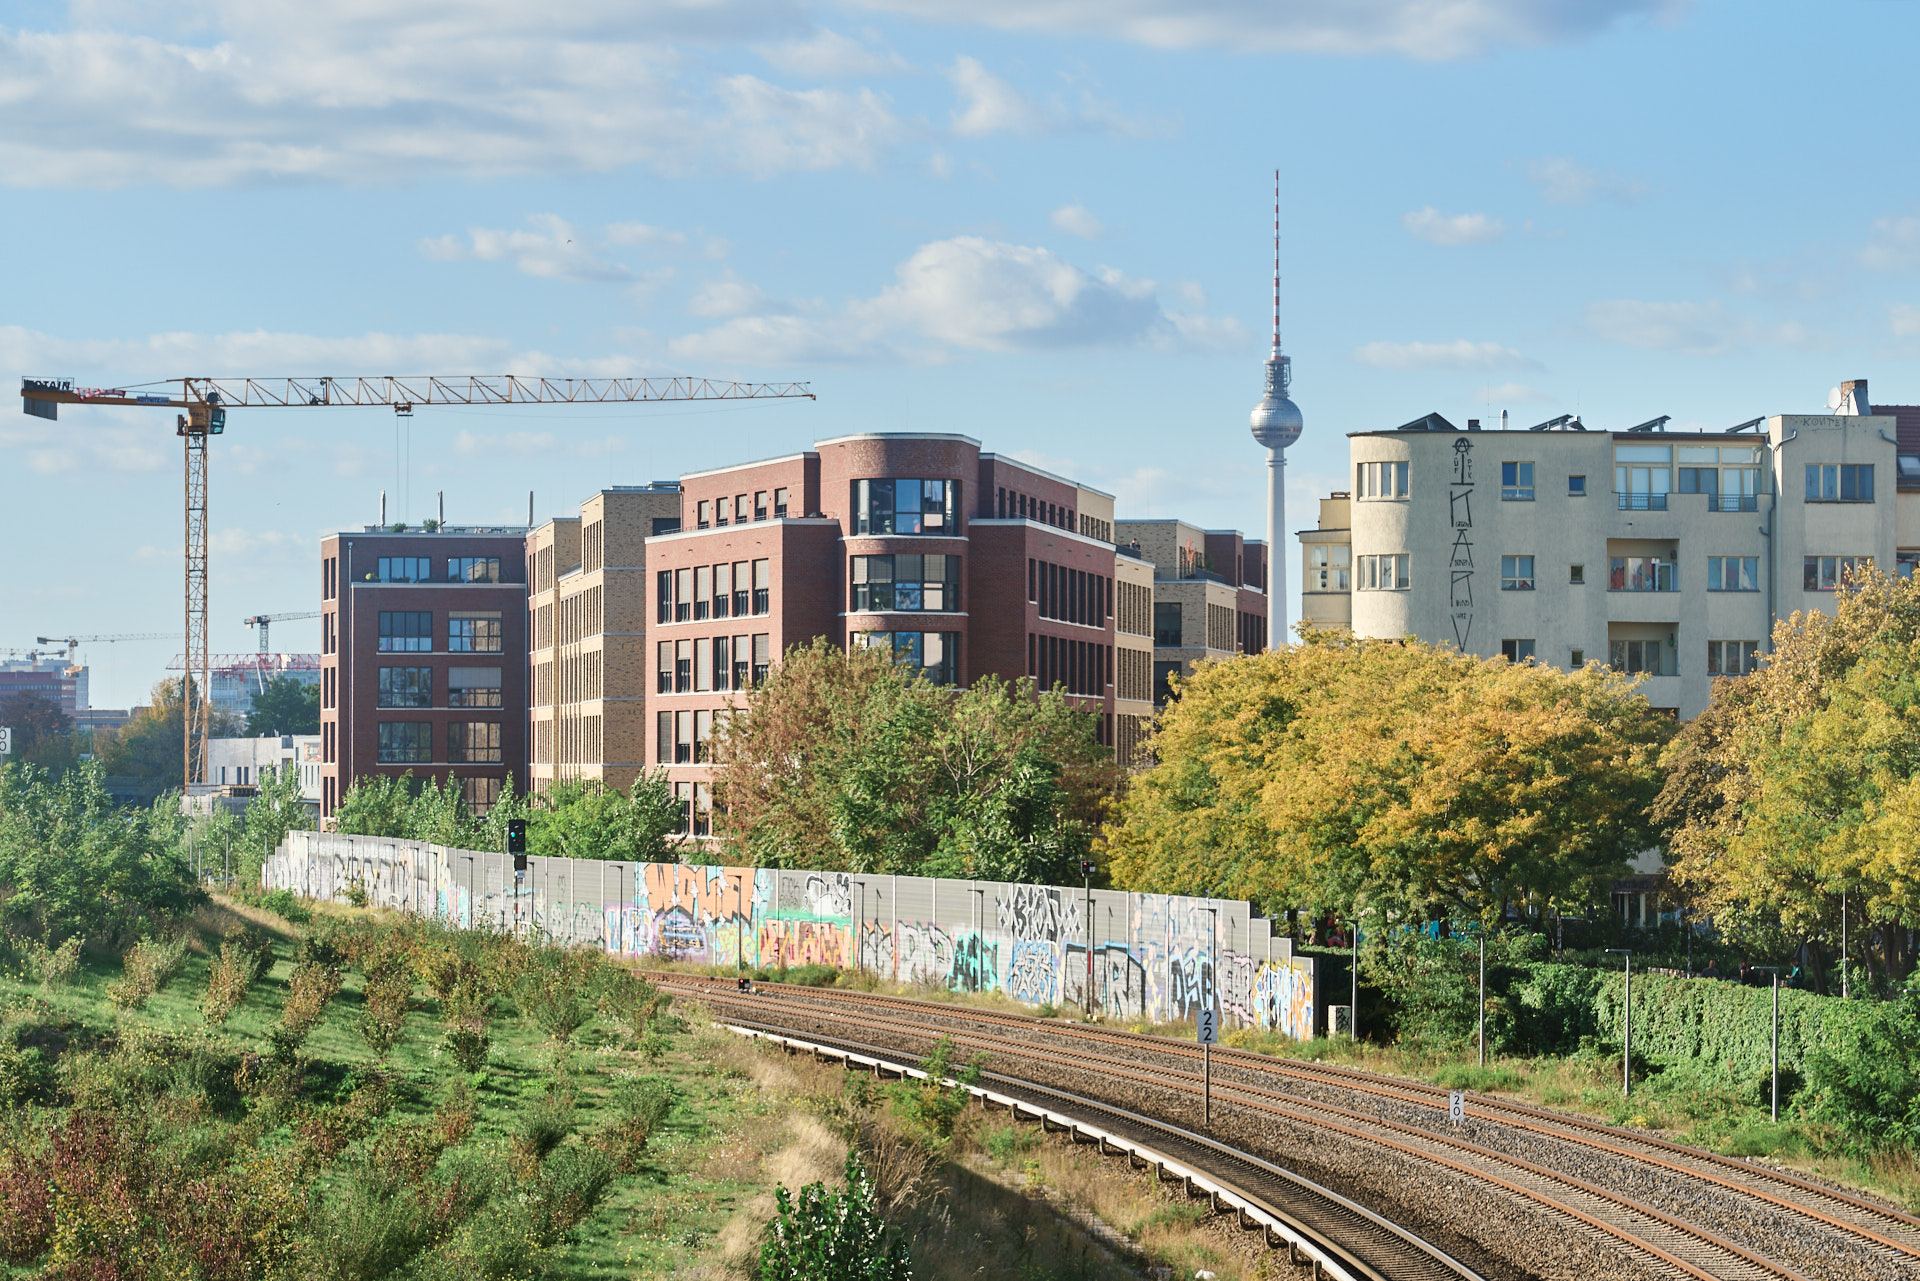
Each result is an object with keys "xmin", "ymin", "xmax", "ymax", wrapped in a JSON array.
[
  {"xmin": 526, "ymin": 484, "xmax": 683, "ymax": 794},
  {"xmin": 1116, "ymin": 518, "xmax": 1269, "ymax": 706},
  {"xmin": 1298, "ymin": 379, "xmax": 1920, "ymax": 719}
]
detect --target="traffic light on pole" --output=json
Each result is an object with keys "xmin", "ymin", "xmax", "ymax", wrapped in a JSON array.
[{"xmin": 507, "ymin": 819, "xmax": 528, "ymax": 872}]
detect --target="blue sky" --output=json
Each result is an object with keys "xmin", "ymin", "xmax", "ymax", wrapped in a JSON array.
[{"xmin": 3, "ymin": 0, "xmax": 1917, "ymax": 708}]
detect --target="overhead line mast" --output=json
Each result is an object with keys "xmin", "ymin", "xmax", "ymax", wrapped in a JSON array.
[{"xmin": 21, "ymin": 374, "xmax": 815, "ymax": 795}]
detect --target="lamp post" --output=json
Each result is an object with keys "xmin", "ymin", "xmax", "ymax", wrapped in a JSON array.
[
  {"xmin": 1350, "ymin": 911, "xmax": 1360, "ymax": 1042},
  {"xmin": 1478, "ymin": 930, "xmax": 1487, "ymax": 1069},
  {"xmin": 1840, "ymin": 889, "xmax": 1849, "ymax": 999},
  {"xmin": 969, "ymin": 886, "xmax": 985, "ymax": 993},
  {"xmin": 1202, "ymin": 904, "xmax": 1219, "ymax": 1129},
  {"xmin": 1081, "ymin": 860, "xmax": 1096, "ymax": 1017},
  {"xmin": 1605, "ymin": 948, "xmax": 1633, "ymax": 1098},
  {"xmin": 1754, "ymin": 966, "xmax": 1783, "ymax": 1120}
]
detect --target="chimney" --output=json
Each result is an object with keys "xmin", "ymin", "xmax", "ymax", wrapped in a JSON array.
[
  {"xmin": 438, "ymin": 491, "xmax": 445, "ymax": 530},
  {"xmin": 1837, "ymin": 378, "xmax": 1872, "ymax": 416},
  {"xmin": 1467, "ymin": 418, "xmax": 1481, "ymax": 431},
  {"xmin": 379, "ymin": 490, "xmax": 386, "ymax": 525},
  {"xmin": 1500, "ymin": 409, "xmax": 1509, "ymax": 431}
]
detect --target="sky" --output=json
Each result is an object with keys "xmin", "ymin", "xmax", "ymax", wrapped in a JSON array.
[{"xmin": 3, "ymin": 0, "xmax": 1918, "ymax": 709}]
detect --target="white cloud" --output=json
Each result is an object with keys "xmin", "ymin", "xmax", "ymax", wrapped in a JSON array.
[
  {"xmin": 420, "ymin": 215, "xmax": 637, "ymax": 283},
  {"xmin": 949, "ymin": 55, "xmax": 1046, "ymax": 137},
  {"xmin": 689, "ymin": 275, "xmax": 775, "ymax": 318},
  {"xmin": 850, "ymin": 0, "xmax": 1679, "ymax": 60},
  {"xmin": 0, "ymin": 3, "xmax": 913, "ymax": 187},
  {"xmin": 669, "ymin": 235, "xmax": 1239, "ymax": 364},
  {"xmin": 1862, "ymin": 215, "xmax": 1920, "ymax": 272},
  {"xmin": 1482, "ymin": 381, "xmax": 1549, "ymax": 404},
  {"xmin": 1351, "ymin": 340, "xmax": 1536, "ymax": 370},
  {"xmin": 1891, "ymin": 304, "xmax": 1920, "ymax": 339},
  {"xmin": 1525, "ymin": 157, "xmax": 1649, "ymax": 205},
  {"xmin": 1585, "ymin": 300, "xmax": 1810, "ymax": 356},
  {"xmin": 1050, "ymin": 203, "xmax": 1105, "ymax": 239},
  {"xmin": 755, "ymin": 27, "xmax": 908, "ymax": 77},
  {"xmin": 1402, "ymin": 206, "xmax": 1505, "ymax": 246}
]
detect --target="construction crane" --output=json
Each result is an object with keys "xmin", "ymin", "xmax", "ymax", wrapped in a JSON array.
[
  {"xmin": 242, "ymin": 612, "xmax": 322, "ymax": 694},
  {"xmin": 35, "ymin": 634, "xmax": 182, "ymax": 664},
  {"xmin": 21, "ymin": 374, "xmax": 815, "ymax": 795}
]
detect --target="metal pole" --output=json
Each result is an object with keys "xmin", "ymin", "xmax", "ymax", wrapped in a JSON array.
[
  {"xmin": 1841, "ymin": 890, "xmax": 1849, "ymax": 999},
  {"xmin": 1478, "ymin": 932, "xmax": 1486, "ymax": 1068},
  {"xmin": 1085, "ymin": 870, "xmax": 1093, "ymax": 1017},
  {"xmin": 1772, "ymin": 972, "xmax": 1781, "ymax": 1121},
  {"xmin": 1205, "ymin": 905, "xmax": 1217, "ymax": 1128},
  {"xmin": 1351, "ymin": 914, "xmax": 1359, "ymax": 1041},
  {"xmin": 1204, "ymin": 1041, "xmax": 1211, "ymax": 1128},
  {"xmin": 1606, "ymin": 948, "xmax": 1632, "ymax": 1097}
]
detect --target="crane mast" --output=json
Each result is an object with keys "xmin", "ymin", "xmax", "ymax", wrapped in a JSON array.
[{"xmin": 22, "ymin": 374, "xmax": 814, "ymax": 796}]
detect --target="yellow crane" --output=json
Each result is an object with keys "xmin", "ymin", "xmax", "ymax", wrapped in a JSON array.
[{"xmin": 21, "ymin": 375, "xmax": 815, "ymax": 794}]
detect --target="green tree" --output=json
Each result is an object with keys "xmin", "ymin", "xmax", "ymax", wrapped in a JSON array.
[
  {"xmin": 528, "ymin": 777, "xmax": 682, "ymax": 862},
  {"xmin": 245, "ymin": 675, "xmax": 321, "ymax": 736},
  {"xmin": 1103, "ymin": 632, "xmax": 1672, "ymax": 928},
  {"xmin": 238, "ymin": 760, "xmax": 315, "ymax": 884},
  {"xmin": 0, "ymin": 689, "xmax": 73, "ymax": 765},
  {"xmin": 330, "ymin": 773, "xmax": 419, "ymax": 839},
  {"xmin": 758, "ymin": 1151, "xmax": 910, "ymax": 1281},
  {"xmin": 95, "ymin": 678, "xmax": 242, "ymax": 779}
]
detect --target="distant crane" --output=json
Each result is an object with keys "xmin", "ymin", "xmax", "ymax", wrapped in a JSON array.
[
  {"xmin": 35, "ymin": 634, "xmax": 182, "ymax": 665},
  {"xmin": 21, "ymin": 374, "xmax": 815, "ymax": 793},
  {"xmin": 241, "ymin": 612, "xmax": 322, "ymax": 693}
]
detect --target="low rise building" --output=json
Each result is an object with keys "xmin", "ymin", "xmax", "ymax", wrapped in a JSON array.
[{"xmin": 1115, "ymin": 518, "xmax": 1268, "ymax": 705}]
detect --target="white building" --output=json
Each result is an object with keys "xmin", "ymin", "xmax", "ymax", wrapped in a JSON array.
[
  {"xmin": 1300, "ymin": 380, "xmax": 1918, "ymax": 718},
  {"xmin": 202, "ymin": 734, "xmax": 322, "ymax": 803}
]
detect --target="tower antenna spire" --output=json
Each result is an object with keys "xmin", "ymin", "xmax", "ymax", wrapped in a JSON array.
[
  {"xmin": 1272, "ymin": 167, "xmax": 1282, "ymax": 355},
  {"xmin": 1249, "ymin": 168, "xmax": 1303, "ymax": 653}
]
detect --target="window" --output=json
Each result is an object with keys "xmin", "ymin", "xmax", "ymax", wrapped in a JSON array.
[
  {"xmin": 693, "ymin": 709, "xmax": 711, "ymax": 763},
  {"xmin": 675, "ymin": 711, "xmax": 693, "ymax": 764},
  {"xmin": 1804, "ymin": 555, "xmax": 1871, "ymax": 591},
  {"xmin": 376, "ymin": 722, "xmax": 432, "ymax": 763},
  {"xmin": 1609, "ymin": 558, "xmax": 1676, "ymax": 591},
  {"xmin": 733, "ymin": 636, "xmax": 751, "ymax": 690},
  {"xmin": 1154, "ymin": 602, "xmax": 1183, "ymax": 647},
  {"xmin": 377, "ymin": 666, "xmax": 432, "ymax": 708},
  {"xmin": 1570, "ymin": 564, "xmax": 1585, "ymax": 585},
  {"xmin": 773, "ymin": 487, "xmax": 789, "ymax": 518},
  {"xmin": 695, "ymin": 638, "xmax": 712, "ymax": 692},
  {"xmin": 1501, "ymin": 462, "xmax": 1535, "ymax": 501},
  {"xmin": 1571, "ymin": 649, "xmax": 1586, "ymax": 666},
  {"xmin": 656, "ymin": 712, "xmax": 672, "ymax": 764},
  {"xmin": 852, "ymin": 554, "xmax": 961, "ymax": 611},
  {"xmin": 675, "ymin": 639, "xmax": 693, "ymax": 693},
  {"xmin": 1568, "ymin": 475, "xmax": 1587, "ymax": 496},
  {"xmin": 754, "ymin": 491, "xmax": 768, "ymax": 521},
  {"xmin": 1707, "ymin": 556, "xmax": 1759, "ymax": 592},
  {"xmin": 656, "ymin": 570, "xmax": 673, "ymax": 624},
  {"xmin": 674, "ymin": 781, "xmax": 694, "ymax": 834},
  {"xmin": 1357, "ymin": 554, "xmax": 1411, "ymax": 590},
  {"xmin": 1500, "ymin": 555, "xmax": 1535, "ymax": 591},
  {"xmin": 732, "ymin": 561, "xmax": 750, "ymax": 618},
  {"xmin": 1305, "ymin": 544, "xmax": 1350, "ymax": 591},
  {"xmin": 693, "ymin": 565, "xmax": 711, "ymax": 621},
  {"xmin": 1707, "ymin": 640, "xmax": 1761, "ymax": 676},
  {"xmin": 447, "ymin": 557, "xmax": 501, "ymax": 583},
  {"xmin": 449, "ymin": 721, "xmax": 501, "ymax": 763},
  {"xmin": 1500, "ymin": 639, "xmax": 1536, "ymax": 662},
  {"xmin": 449, "ymin": 666, "xmax": 501, "ymax": 708},
  {"xmin": 1152, "ymin": 660, "xmax": 1182, "ymax": 705},
  {"xmin": 656, "ymin": 641, "xmax": 672, "ymax": 694},
  {"xmin": 1609, "ymin": 639, "xmax": 1669, "ymax": 675},
  {"xmin": 853, "ymin": 478, "xmax": 957, "ymax": 534},
  {"xmin": 697, "ymin": 500, "xmax": 711, "ymax": 529},
  {"xmin": 675, "ymin": 568, "xmax": 693, "ymax": 622},
  {"xmin": 378, "ymin": 611, "xmax": 432, "ymax": 652},
  {"xmin": 1900, "ymin": 550, "xmax": 1920, "ymax": 581},
  {"xmin": 448, "ymin": 613, "xmax": 502, "ymax": 652},
  {"xmin": 712, "ymin": 636, "xmax": 733, "ymax": 692},
  {"xmin": 377, "ymin": 556, "xmax": 431, "ymax": 582},
  {"xmin": 752, "ymin": 634, "xmax": 771, "ymax": 685},
  {"xmin": 712, "ymin": 563, "xmax": 731, "ymax": 618},
  {"xmin": 852, "ymin": 630, "xmax": 960, "ymax": 685},
  {"xmin": 461, "ymin": 778, "xmax": 502, "ymax": 815},
  {"xmin": 1615, "ymin": 445, "xmax": 1672, "ymax": 509},
  {"xmin": 752, "ymin": 559, "xmax": 771, "ymax": 614},
  {"xmin": 1806, "ymin": 464, "xmax": 1874, "ymax": 503},
  {"xmin": 1356, "ymin": 460, "xmax": 1409, "ymax": 499}
]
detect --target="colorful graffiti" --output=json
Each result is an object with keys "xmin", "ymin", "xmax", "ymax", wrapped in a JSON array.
[
  {"xmin": 1006, "ymin": 938, "xmax": 1059, "ymax": 1005},
  {"xmin": 1254, "ymin": 957, "xmax": 1315, "ymax": 1042},
  {"xmin": 898, "ymin": 921, "xmax": 955, "ymax": 987},
  {"xmin": 949, "ymin": 933, "xmax": 1000, "ymax": 993}
]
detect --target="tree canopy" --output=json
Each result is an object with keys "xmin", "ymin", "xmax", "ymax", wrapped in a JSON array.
[
  {"xmin": 95, "ymin": 678, "xmax": 242, "ymax": 779},
  {"xmin": 710, "ymin": 638, "xmax": 1117, "ymax": 881},
  {"xmin": 1102, "ymin": 632, "xmax": 1673, "ymax": 927},
  {"xmin": 1655, "ymin": 569, "xmax": 1920, "ymax": 978},
  {"xmin": 330, "ymin": 770, "xmax": 681, "ymax": 862},
  {"xmin": 244, "ymin": 674, "xmax": 321, "ymax": 736}
]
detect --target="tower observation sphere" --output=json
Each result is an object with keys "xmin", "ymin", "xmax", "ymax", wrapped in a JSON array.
[{"xmin": 1252, "ymin": 171, "xmax": 1300, "ymax": 651}]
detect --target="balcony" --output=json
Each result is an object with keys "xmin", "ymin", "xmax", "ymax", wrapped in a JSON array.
[
  {"xmin": 1608, "ymin": 557, "xmax": 1678, "ymax": 592},
  {"xmin": 1708, "ymin": 493, "xmax": 1759, "ymax": 512},
  {"xmin": 1616, "ymin": 492, "xmax": 1667, "ymax": 511}
]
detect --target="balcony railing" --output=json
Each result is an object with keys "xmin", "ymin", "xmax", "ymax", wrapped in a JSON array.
[
  {"xmin": 1708, "ymin": 492, "xmax": 1760, "ymax": 512},
  {"xmin": 1609, "ymin": 558, "xmax": 1677, "ymax": 591},
  {"xmin": 1617, "ymin": 492, "xmax": 1667, "ymax": 511}
]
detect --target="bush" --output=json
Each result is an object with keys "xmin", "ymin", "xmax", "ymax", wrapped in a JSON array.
[
  {"xmin": 0, "ymin": 1045, "xmax": 55, "ymax": 1108},
  {"xmin": 758, "ymin": 1150, "xmax": 911, "ymax": 1281},
  {"xmin": 595, "ymin": 967, "xmax": 665, "ymax": 1045},
  {"xmin": 595, "ymin": 1077, "xmax": 673, "ymax": 1172},
  {"xmin": 519, "ymin": 948, "xmax": 599, "ymax": 1047},
  {"xmin": 25, "ymin": 936, "xmax": 82, "ymax": 990},
  {"xmin": 203, "ymin": 935, "xmax": 271, "ymax": 1026},
  {"xmin": 888, "ymin": 1036, "xmax": 979, "ymax": 1144},
  {"xmin": 359, "ymin": 955, "xmax": 413, "ymax": 1061},
  {"xmin": 259, "ymin": 888, "xmax": 312, "ymax": 924},
  {"xmin": 510, "ymin": 1089, "xmax": 576, "ymax": 1177},
  {"xmin": 271, "ymin": 960, "xmax": 342, "ymax": 1062},
  {"xmin": 107, "ymin": 933, "xmax": 189, "ymax": 1011}
]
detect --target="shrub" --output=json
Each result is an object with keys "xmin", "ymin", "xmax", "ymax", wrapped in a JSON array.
[
  {"xmin": 271, "ymin": 960, "xmax": 342, "ymax": 1062},
  {"xmin": 106, "ymin": 933, "xmax": 189, "ymax": 1011},
  {"xmin": 359, "ymin": 958, "xmax": 413, "ymax": 1061},
  {"xmin": 203, "ymin": 939, "xmax": 257, "ymax": 1026},
  {"xmin": 595, "ymin": 967, "xmax": 665, "ymax": 1045},
  {"xmin": 595, "ymin": 1077, "xmax": 673, "ymax": 1172},
  {"xmin": 25, "ymin": 936, "xmax": 82, "ymax": 990},
  {"xmin": 519, "ymin": 948, "xmax": 599, "ymax": 1047},
  {"xmin": 758, "ymin": 1150, "xmax": 911, "ymax": 1281},
  {"xmin": 0, "ymin": 1045, "xmax": 55, "ymax": 1109},
  {"xmin": 510, "ymin": 1089, "xmax": 576, "ymax": 1177},
  {"xmin": 259, "ymin": 888, "xmax": 312, "ymax": 924},
  {"xmin": 436, "ymin": 955, "xmax": 495, "ymax": 1073},
  {"xmin": 888, "ymin": 1036, "xmax": 980, "ymax": 1144}
]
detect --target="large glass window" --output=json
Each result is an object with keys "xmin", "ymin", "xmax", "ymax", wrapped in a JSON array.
[
  {"xmin": 853, "ymin": 478, "xmax": 958, "ymax": 534},
  {"xmin": 1501, "ymin": 463, "xmax": 1534, "ymax": 501},
  {"xmin": 447, "ymin": 613, "xmax": 502, "ymax": 652},
  {"xmin": 1615, "ymin": 445, "xmax": 1672, "ymax": 509},
  {"xmin": 752, "ymin": 559, "xmax": 771, "ymax": 615},
  {"xmin": 656, "ymin": 570, "xmax": 673, "ymax": 624},
  {"xmin": 1305, "ymin": 544, "xmax": 1350, "ymax": 591},
  {"xmin": 852, "ymin": 553, "xmax": 960, "ymax": 611},
  {"xmin": 377, "ymin": 666, "xmax": 432, "ymax": 708},
  {"xmin": 1609, "ymin": 558, "xmax": 1676, "ymax": 591},
  {"xmin": 1153, "ymin": 602, "xmax": 1182, "ymax": 647},
  {"xmin": 773, "ymin": 487, "xmax": 789, "ymax": 518},
  {"xmin": 675, "ymin": 568, "xmax": 693, "ymax": 622},
  {"xmin": 1500, "ymin": 639, "xmax": 1536, "ymax": 662},
  {"xmin": 377, "ymin": 556, "xmax": 431, "ymax": 582},
  {"xmin": 1357, "ymin": 554, "xmax": 1411, "ymax": 590},
  {"xmin": 1609, "ymin": 639, "xmax": 1670, "ymax": 676},
  {"xmin": 693, "ymin": 565, "xmax": 711, "ymax": 621},
  {"xmin": 712, "ymin": 563, "xmax": 732, "ymax": 619},
  {"xmin": 852, "ymin": 630, "xmax": 959, "ymax": 685},
  {"xmin": 1356, "ymin": 460, "xmax": 1409, "ymax": 499},
  {"xmin": 376, "ymin": 721, "xmax": 432, "ymax": 763},
  {"xmin": 1804, "ymin": 555, "xmax": 1871, "ymax": 591},
  {"xmin": 448, "ymin": 666, "xmax": 501, "ymax": 708},
  {"xmin": 1806, "ymin": 464, "xmax": 1874, "ymax": 503},
  {"xmin": 447, "ymin": 557, "xmax": 501, "ymax": 582},
  {"xmin": 449, "ymin": 721, "xmax": 501, "ymax": 763},
  {"xmin": 1707, "ymin": 556, "xmax": 1759, "ymax": 591},
  {"xmin": 752, "ymin": 634, "xmax": 771, "ymax": 685},
  {"xmin": 732, "ymin": 561, "xmax": 750, "ymax": 618},
  {"xmin": 1500, "ymin": 556, "xmax": 1535, "ymax": 590},
  {"xmin": 1707, "ymin": 640, "xmax": 1761, "ymax": 676},
  {"xmin": 378, "ymin": 611, "xmax": 432, "ymax": 652}
]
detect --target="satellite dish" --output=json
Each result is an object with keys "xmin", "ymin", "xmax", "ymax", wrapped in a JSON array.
[{"xmin": 1828, "ymin": 387, "xmax": 1843, "ymax": 411}]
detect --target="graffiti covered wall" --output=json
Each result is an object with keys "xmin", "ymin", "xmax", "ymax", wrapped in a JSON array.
[{"xmin": 265, "ymin": 832, "xmax": 1318, "ymax": 1037}]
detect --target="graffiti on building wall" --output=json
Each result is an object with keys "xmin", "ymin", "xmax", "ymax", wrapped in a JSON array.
[
  {"xmin": 948, "ymin": 933, "xmax": 1000, "ymax": 993},
  {"xmin": 897, "ymin": 921, "xmax": 954, "ymax": 987},
  {"xmin": 858, "ymin": 922, "xmax": 895, "ymax": 976},
  {"xmin": 1062, "ymin": 941, "xmax": 1145, "ymax": 1018},
  {"xmin": 998, "ymin": 884, "xmax": 1080, "ymax": 944},
  {"xmin": 1254, "ymin": 957, "xmax": 1315, "ymax": 1041},
  {"xmin": 1006, "ymin": 938, "xmax": 1058, "ymax": 1005},
  {"xmin": 1220, "ymin": 951, "xmax": 1257, "ymax": 1026},
  {"xmin": 759, "ymin": 919, "xmax": 850, "ymax": 970}
]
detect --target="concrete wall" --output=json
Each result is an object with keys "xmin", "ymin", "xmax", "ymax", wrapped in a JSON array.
[{"xmin": 265, "ymin": 830, "xmax": 1320, "ymax": 1040}]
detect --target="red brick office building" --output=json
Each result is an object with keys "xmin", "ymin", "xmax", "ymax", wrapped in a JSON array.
[
  {"xmin": 644, "ymin": 433, "xmax": 1142, "ymax": 835},
  {"xmin": 318, "ymin": 526, "xmax": 529, "ymax": 821}
]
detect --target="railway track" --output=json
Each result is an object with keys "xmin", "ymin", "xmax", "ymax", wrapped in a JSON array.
[{"xmin": 655, "ymin": 973, "xmax": 1920, "ymax": 1281}]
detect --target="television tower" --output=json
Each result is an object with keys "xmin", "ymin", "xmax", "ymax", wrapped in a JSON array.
[{"xmin": 1248, "ymin": 170, "xmax": 1303, "ymax": 650}]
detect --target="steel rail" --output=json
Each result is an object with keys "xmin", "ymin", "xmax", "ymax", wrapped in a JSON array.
[
  {"xmin": 718, "ymin": 1019, "xmax": 1483, "ymax": 1281},
  {"xmin": 666, "ymin": 978, "xmax": 1839, "ymax": 1281},
  {"xmin": 656, "ymin": 973, "xmax": 1920, "ymax": 1254}
]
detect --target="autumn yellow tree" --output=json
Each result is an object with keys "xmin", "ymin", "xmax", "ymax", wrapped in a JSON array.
[
  {"xmin": 1655, "ymin": 568, "xmax": 1920, "ymax": 986},
  {"xmin": 1102, "ymin": 632, "xmax": 1672, "ymax": 928}
]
